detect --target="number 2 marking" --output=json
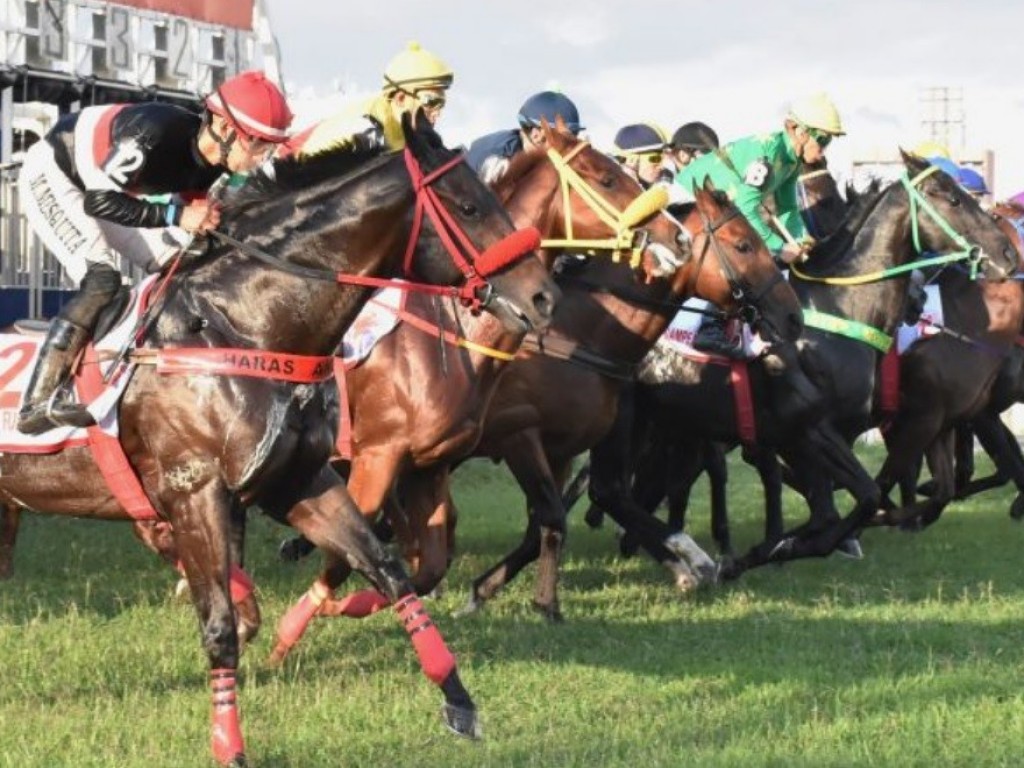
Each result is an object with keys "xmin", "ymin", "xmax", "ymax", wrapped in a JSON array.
[{"xmin": 0, "ymin": 343, "xmax": 35, "ymax": 410}]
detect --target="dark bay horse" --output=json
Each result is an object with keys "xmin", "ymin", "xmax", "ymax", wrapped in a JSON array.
[
  {"xmin": 876, "ymin": 202, "xmax": 1024, "ymax": 528},
  {"xmin": 458, "ymin": 181, "xmax": 804, "ymax": 620},
  {"xmin": 727, "ymin": 152, "xmax": 1018, "ymax": 572},
  {"xmin": 0, "ymin": 116, "xmax": 558, "ymax": 766},
  {"xmin": 266, "ymin": 126, "xmax": 691, "ymax": 657}
]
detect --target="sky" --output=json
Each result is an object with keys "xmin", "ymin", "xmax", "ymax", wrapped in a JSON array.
[{"xmin": 262, "ymin": 0, "xmax": 1024, "ymax": 196}]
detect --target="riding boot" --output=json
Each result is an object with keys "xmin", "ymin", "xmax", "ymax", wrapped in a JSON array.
[
  {"xmin": 17, "ymin": 262, "xmax": 122, "ymax": 435},
  {"xmin": 16, "ymin": 318, "xmax": 94, "ymax": 434},
  {"xmin": 692, "ymin": 314, "xmax": 741, "ymax": 358}
]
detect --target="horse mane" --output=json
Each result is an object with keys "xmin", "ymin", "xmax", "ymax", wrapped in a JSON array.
[
  {"xmin": 798, "ymin": 177, "xmax": 889, "ymax": 273},
  {"xmin": 221, "ymin": 113, "xmax": 457, "ymax": 223},
  {"xmin": 491, "ymin": 127, "xmax": 582, "ymax": 200},
  {"xmin": 668, "ymin": 189, "xmax": 733, "ymax": 224}
]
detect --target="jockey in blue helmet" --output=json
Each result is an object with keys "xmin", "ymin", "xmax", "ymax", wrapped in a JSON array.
[
  {"xmin": 926, "ymin": 155, "xmax": 961, "ymax": 180},
  {"xmin": 466, "ymin": 90, "xmax": 584, "ymax": 184},
  {"xmin": 957, "ymin": 166, "xmax": 988, "ymax": 197}
]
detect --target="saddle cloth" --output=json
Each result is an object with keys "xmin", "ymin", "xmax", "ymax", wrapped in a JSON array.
[{"xmin": 0, "ymin": 276, "xmax": 155, "ymax": 453}]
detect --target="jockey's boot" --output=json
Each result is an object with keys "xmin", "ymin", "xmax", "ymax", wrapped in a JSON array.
[
  {"xmin": 17, "ymin": 318, "xmax": 94, "ymax": 434},
  {"xmin": 692, "ymin": 315, "xmax": 741, "ymax": 359},
  {"xmin": 17, "ymin": 262, "xmax": 122, "ymax": 435}
]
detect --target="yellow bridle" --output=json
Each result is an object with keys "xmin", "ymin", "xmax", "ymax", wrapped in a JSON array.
[{"xmin": 539, "ymin": 143, "xmax": 670, "ymax": 269}]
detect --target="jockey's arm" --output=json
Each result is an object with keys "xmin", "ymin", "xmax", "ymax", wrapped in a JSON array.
[
  {"xmin": 731, "ymin": 182, "xmax": 784, "ymax": 251},
  {"xmin": 83, "ymin": 188, "xmax": 178, "ymax": 228},
  {"xmin": 772, "ymin": 176, "xmax": 809, "ymax": 245}
]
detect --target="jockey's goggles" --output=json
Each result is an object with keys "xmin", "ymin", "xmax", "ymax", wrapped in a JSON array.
[
  {"xmin": 415, "ymin": 91, "xmax": 447, "ymax": 111},
  {"xmin": 805, "ymin": 127, "xmax": 833, "ymax": 148}
]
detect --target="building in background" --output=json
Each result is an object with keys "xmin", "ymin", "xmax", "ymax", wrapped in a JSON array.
[{"xmin": 0, "ymin": 0, "xmax": 283, "ymax": 324}]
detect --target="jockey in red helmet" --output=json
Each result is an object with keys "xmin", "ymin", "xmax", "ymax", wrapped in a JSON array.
[{"xmin": 16, "ymin": 70, "xmax": 292, "ymax": 434}]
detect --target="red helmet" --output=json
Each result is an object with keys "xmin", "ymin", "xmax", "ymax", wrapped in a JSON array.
[{"xmin": 205, "ymin": 71, "xmax": 293, "ymax": 143}]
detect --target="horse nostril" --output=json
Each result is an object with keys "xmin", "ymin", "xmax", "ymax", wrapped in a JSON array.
[{"xmin": 534, "ymin": 290, "xmax": 556, "ymax": 322}]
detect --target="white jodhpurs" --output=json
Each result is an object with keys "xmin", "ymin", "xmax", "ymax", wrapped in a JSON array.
[{"xmin": 18, "ymin": 140, "xmax": 190, "ymax": 286}]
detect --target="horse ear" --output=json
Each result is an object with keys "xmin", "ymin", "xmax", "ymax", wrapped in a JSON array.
[{"xmin": 900, "ymin": 147, "xmax": 926, "ymax": 171}]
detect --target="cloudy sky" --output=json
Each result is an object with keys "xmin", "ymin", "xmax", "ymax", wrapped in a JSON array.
[{"xmin": 263, "ymin": 0, "xmax": 1024, "ymax": 195}]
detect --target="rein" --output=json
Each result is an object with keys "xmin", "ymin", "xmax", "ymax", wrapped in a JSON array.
[
  {"xmin": 790, "ymin": 166, "xmax": 984, "ymax": 286},
  {"xmin": 539, "ymin": 142, "xmax": 670, "ymax": 268}
]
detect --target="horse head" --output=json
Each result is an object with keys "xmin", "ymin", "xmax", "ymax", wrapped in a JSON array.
[
  {"xmin": 493, "ymin": 124, "xmax": 692, "ymax": 282},
  {"xmin": 899, "ymin": 150, "xmax": 1017, "ymax": 281},
  {"xmin": 197, "ymin": 110, "xmax": 558, "ymax": 355},
  {"xmin": 673, "ymin": 181, "xmax": 803, "ymax": 344}
]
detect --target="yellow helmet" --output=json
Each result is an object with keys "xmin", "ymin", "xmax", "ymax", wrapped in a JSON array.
[
  {"xmin": 382, "ymin": 41, "xmax": 454, "ymax": 95},
  {"xmin": 787, "ymin": 92, "xmax": 845, "ymax": 136},
  {"xmin": 913, "ymin": 140, "xmax": 952, "ymax": 159}
]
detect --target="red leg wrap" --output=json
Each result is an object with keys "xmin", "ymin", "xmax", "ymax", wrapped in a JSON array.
[
  {"xmin": 228, "ymin": 566, "xmax": 254, "ymax": 604},
  {"xmin": 395, "ymin": 593, "xmax": 456, "ymax": 685},
  {"xmin": 270, "ymin": 580, "xmax": 331, "ymax": 662},
  {"xmin": 209, "ymin": 668, "xmax": 245, "ymax": 766},
  {"xmin": 318, "ymin": 588, "xmax": 390, "ymax": 618}
]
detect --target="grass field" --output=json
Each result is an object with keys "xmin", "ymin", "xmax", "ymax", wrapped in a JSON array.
[{"xmin": 2, "ymin": 448, "xmax": 1024, "ymax": 767}]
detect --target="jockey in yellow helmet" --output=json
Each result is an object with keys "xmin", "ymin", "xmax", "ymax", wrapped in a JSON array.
[{"xmin": 285, "ymin": 41, "xmax": 453, "ymax": 158}]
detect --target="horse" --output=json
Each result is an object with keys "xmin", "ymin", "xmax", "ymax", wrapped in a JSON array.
[
  {"xmin": 875, "ymin": 200, "xmax": 1024, "ymax": 528},
  {"xmin": 0, "ymin": 114, "xmax": 559, "ymax": 766},
  {"xmin": 724, "ymin": 151, "xmax": 1018, "ymax": 573},
  {"xmin": 451, "ymin": 178, "xmax": 804, "ymax": 621},
  {"xmin": 259, "ymin": 124, "xmax": 696, "ymax": 658}
]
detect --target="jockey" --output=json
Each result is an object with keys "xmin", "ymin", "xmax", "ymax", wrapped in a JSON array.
[
  {"xmin": 956, "ymin": 166, "xmax": 989, "ymax": 202},
  {"xmin": 611, "ymin": 122, "xmax": 671, "ymax": 187},
  {"xmin": 677, "ymin": 93, "xmax": 845, "ymax": 356},
  {"xmin": 465, "ymin": 90, "xmax": 584, "ymax": 184},
  {"xmin": 16, "ymin": 70, "xmax": 292, "ymax": 435},
  {"xmin": 284, "ymin": 40, "xmax": 453, "ymax": 158},
  {"xmin": 667, "ymin": 121, "xmax": 720, "ymax": 171}
]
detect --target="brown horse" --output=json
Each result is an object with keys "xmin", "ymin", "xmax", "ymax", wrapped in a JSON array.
[
  {"xmin": 267, "ymin": 126, "xmax": 700, "ymax": 654},
  {"xmin": 0, "ymin": 115, "xmax": 558, "ymax": 766},
  {"xmin": 455, "ymin": 181, "xmax": 804, "ymax": 620}
]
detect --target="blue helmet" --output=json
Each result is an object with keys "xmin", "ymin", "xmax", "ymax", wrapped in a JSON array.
[
  {"xmin": 957, "ymin": 166, "xmax": 988, "ymax": 194},
  {"xmin": 517, "ymin": 91, "xmax": 584, "ymax": 134},
  {"xmin": 612, "ymin": 123, "xmax": 669, "ymax": 157},
  {"xmin": 927, "ymin": 155, "xmax": 960, "ymax": 179}
]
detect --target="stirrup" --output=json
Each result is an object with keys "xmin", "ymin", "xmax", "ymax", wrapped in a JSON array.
[{"xmin": 42, "ymin": 388, "xmax": 96, "ymax": 430}]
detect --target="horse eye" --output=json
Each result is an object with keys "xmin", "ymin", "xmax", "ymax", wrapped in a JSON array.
[
  {"xmin": 947, "ymin": 193, "xmax": 961, "ymax": 207},
  {"xmin": 459, "ymin": 201, "xmax": 479, "ymax": 217},
  {"xmin": 599, "ymin": 174, "xmax": 615, "ymax": 189},
  {"xmin": 735, "ymin": 240, "xmax": 752, "ymax": 254}
]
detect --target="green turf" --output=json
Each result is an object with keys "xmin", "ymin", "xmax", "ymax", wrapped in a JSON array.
[{"xmin": 2, "ymin": 448, "xmax": 1023, "ymax": 767}]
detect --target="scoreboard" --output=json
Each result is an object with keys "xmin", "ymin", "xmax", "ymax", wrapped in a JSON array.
[{"xmin": 0, "ymin": 0, "xmax": 280, "ymax": 100}]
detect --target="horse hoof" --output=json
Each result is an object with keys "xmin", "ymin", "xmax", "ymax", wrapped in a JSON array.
[
  {"xmin": 717, "ymin": 556, "xmax": 743, "ymax": 582},
  {"xmin": 227, "ymin": 756, "xmax": 248, "ymax": 768},
  {"xmin": 452, "ymin": 595, "xmax": 483, "ymax": 619},
  {"xmin": 278, "ymin": 536, "xmax": 305, "ymax": 561},
  {"xmin": 441, "ymin": 702, "xmax": 482, "ymax": 739},
  {"xmin": 531, "ymin": 601, "xmax": 564, "ymax": 623},
  {"xmin": 835, "ymin": 538, "xmax": 864, "ymax": 560},
  {"xmin": 1010, "ymin": 494, "xmax": 1024, "ymax": 521}
]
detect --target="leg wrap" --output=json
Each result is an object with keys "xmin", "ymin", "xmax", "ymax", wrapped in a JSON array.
[
  {"xmin": 318, "ymin": 588, "xmax": 389, "ymax": 618},
  {"xmin": 270, "ymin": 579, "xmax": 331, "ymax": 661},
  {"xmin": 209, "ymin": 668, "xmax": 245, "ymax": 766},
  {"xmin": 395, "ymin": 593, "xmax": 456, "ymax": 686}
]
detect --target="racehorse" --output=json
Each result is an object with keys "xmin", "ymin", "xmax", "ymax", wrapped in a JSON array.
[
  {"xmin": 727, "ymin": 152, "xmax": 1018, "ymax": 572},
  {"xmin": 875, "ymin": 200, "xmax": 1024, "ymax": 528},
  {"xmin": 261, "ymin": 124, "xmax": 696, "ymax": 656},
  {"xmin": 456, "ymin": 180, "xmax": 804, "ymax": 620},
  {"xmin": 0, "ymin": 114, "xmax": 558, "ymax": 766}
]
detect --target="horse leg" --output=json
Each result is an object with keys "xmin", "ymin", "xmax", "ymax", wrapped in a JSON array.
[
  {"xmin": 968, "ymin": 412, "xmax": 1024, "ymax": 518},
  {"xmin": 270, "ymin": 448, "xmax": 404, "ymax": 660},
  {"xmin": 874, "ymin": 411, "xmax": 945, "ymax": 528},
  {"xmin": 592, "ymin": 435, "xmax": 714, "ymax": 590},
  {"xmin": 277, "ymin": 458, "xmax": 352, "ymax": 563},
  {"xmin": 282, "ymin": 465, "xmax": 478, "ymax": 738},
  {"xmin": 131, "ymin": 519, "xmax": 262, "ymax": 648},
  {"xmin": 706, "ymin": 442, "xmax": 733, "ymax": 555},
  {"xmin": 748, "ymin": 446, "xmax": 783, "ymax": 550},
  {"xmin": 953, "ymin": 423, "xmax": 976, "ymax": 495},
  {"xmin": 0, "ymin": 503, "xmax": 22, "ymax": 579},
  {"xmin": 915, "ymin": 434, "xmax": 957, "ymax": 529},
  {"xmin": 465, "ymin": 430, "xmax": 568, "ymax": 621},
  {"xmin": 402, "ymin": 467, "xmax": 454, "ymax": 596},
  {"xmin": 169, "ymin": 483, "xmax": 248, "ymax": 767}
]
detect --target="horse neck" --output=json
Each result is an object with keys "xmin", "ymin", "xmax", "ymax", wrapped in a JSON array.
[
  {"xmin": 798, "ymin": 189, "xmax": 915, "ymax": 336},
  {"xmin": 549, "ymin": 260, "xmax": 675, "ymax": 364},
  {"xmin": 160, "ymin": 184, "xmax": 415, "ymax": 356}
]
